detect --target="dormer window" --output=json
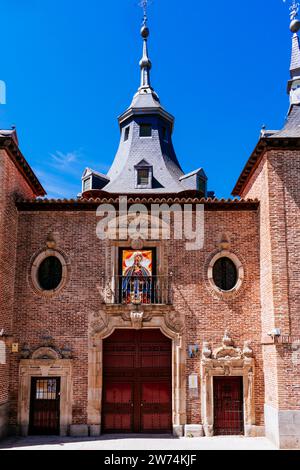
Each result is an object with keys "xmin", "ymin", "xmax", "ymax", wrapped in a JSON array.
[
  {"xmin": 140, "ymin": 124, "xmax": 152, "ymax": 137},
  {"xmin": 137, "ymin": 169, "xmax": 149, "ymax": 186},
  {"xmin": 124, "ymin": 126, "xmax": 130, "ymax": 142},
  {"xmin": 135, "ymin": 160, "xmax": 153, "ymax": 189},
  {"xmin": 83, "ymin": 177, "xmax": 91, "ymax": 192}
]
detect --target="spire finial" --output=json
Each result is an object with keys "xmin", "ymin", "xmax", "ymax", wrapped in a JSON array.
[
  {"xmin": 138, "ymin": 0, "xmax": 153, "ymax": 90},
  {"xmin": 290, "ymin": 0, "xmax": 299, "ymax": 21},
  {"xmin": 139, "ymin": 0, "xmax": 148, "ymax": 27},
  {"xmin": 284, "ymin": 0, "xmax": 300, "ymax": 32}
]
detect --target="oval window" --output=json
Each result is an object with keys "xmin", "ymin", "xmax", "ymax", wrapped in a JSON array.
[
  {"xmin": 38, "ymin": 256, "xmax": 63, "ymax": 291},
  {"xmin": 212, "ymin": 257, "xmax": 238, "ymax": 291}
]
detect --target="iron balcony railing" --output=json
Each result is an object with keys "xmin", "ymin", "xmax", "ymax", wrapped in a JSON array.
[{"xmin": 105, "ymin": 275, "xmax": 173, "ymax": 305}]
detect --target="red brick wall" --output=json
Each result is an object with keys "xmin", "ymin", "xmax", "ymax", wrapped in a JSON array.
[
  {"xmin": 0, "ymin": 149, "xmax": 35, "ymax": 420},
  {"xmin": 9, "ymin": 206, "xmax": 264, "ymax": 428},
  {"xmin": 242, "ymin": 149, "xmax": 300, "ymax": 410}
]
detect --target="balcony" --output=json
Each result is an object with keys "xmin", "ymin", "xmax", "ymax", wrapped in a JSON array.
[{"xmin": 104, "ymin": 275, "xmax": 173, "ymax": 305}]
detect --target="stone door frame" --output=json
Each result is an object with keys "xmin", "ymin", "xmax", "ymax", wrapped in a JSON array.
[
  {"xmin": 18, "ymin": 359, "xmax": 72, "ymax": 437},
  {"xmin": 88, "ymin": 306, "xmax": 186, "ymax": 437},
  {"xmin": 201, "ymin": 333, "xmax": 255, "ymax": 437}
]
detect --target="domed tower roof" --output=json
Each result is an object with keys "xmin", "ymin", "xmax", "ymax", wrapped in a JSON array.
[{"xmin": 95, "ymin": 4, "xmax": 207, "ymax": 195}]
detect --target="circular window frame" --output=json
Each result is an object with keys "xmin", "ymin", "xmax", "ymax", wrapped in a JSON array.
[
  {"xmin": 30, "ymin": 249, "xmax": 69, "ymax": 297},
  {"xmin": 207, "ymin": 251, "xmax": 244, "ymax": 296}
]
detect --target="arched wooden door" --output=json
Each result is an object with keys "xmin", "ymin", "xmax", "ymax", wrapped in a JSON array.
[{"xmin": 102, "ymin": 329, "xmax": 172, "ymax": 433}]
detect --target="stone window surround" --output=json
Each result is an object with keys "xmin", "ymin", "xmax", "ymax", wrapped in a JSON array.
[
  {"xmin": 29, "ymin": 248, "xmax": 69, "ymax": 297},
  {"xmin": 18, "ymin": 358, "xmax": 72, "ymax": 437},
  {"xmin": 207, "ymin": 250, "xmax": 244, "ymax": 296}
]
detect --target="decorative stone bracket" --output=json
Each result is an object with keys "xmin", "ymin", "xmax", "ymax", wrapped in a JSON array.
[{"xmin": 201, "ymin": 331, "xmax": 255, "ymax": 437}]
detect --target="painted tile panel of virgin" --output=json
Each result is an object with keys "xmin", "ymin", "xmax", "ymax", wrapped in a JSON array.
[{"xmin": 121, "ymin": 250, "xmax": 153, "ymax": 304}]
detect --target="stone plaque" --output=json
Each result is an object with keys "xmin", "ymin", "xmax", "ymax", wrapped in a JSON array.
[
  {"xmin": 0, "ymin": 341, "xmax": 6, "ymax": 365},
  {"xmin": 189, "ymin": 374, "xmax": 198, "ymax": 390}
]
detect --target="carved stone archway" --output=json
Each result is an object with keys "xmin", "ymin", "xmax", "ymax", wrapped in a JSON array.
[
  {"xmin": 201, "ymin": 332, "xmax": 256, "ymax": 437},
  {"xmin": 87, "ymin": 305, "xmax": 186, "ymax": 437}
]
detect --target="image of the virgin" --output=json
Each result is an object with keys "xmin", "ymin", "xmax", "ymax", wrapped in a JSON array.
[{"xmin": 122, "ymin": 252, "xmax": 151, "ymax": 298}]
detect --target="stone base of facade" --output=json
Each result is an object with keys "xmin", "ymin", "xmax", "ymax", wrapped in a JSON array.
[
  {"xmin": 184, "ymin": 425, "xmax": 204, "ymax": 438},
  {"xmin": 89, "ymin": 425, "xmax": 101, "ymax": 437},
  {"xmin": 69, "ymin": 425, "xmax": 89, "ymax": 437},
  {"xmin": 0, "ymin": 403, "xmax": 9, "ymax": 439},
  {"xmin": 173, "ymin": 425, "xmax": 184, "ymax": 437},
  {"xmin": 265, "ymin": 404, "xmax": 300, "ymax": 449},
  {"xmin": 245, "ymin": 425, "xmax": 265, "ymax": 437}
]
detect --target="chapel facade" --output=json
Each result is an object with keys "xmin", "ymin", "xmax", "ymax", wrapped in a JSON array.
[{"xmin": 0, "ymin": 10, "xmax": 300, "ymax": 449}]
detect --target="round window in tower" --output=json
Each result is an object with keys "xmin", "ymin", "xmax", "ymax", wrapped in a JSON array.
[
  {"xmin": 212, "ymin": 257, "xmax": 238, "ymax": 292},
  {"xmin": 37, "ymin": 256, "xmax": 63, "ymax": 291}
]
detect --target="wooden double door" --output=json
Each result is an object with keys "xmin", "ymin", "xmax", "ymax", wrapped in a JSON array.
[{"xmin": 102, "ymin": 329, "xmax": 172, "ymax": 433}]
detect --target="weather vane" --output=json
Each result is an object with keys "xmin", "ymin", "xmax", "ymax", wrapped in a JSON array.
[
  {"xmin": 284, "ymin": 0, "xmax": 300, "ymax": 21},
  {"xmin": 139, "ymin": 0, "xmax": 152, "ymax": 26}
]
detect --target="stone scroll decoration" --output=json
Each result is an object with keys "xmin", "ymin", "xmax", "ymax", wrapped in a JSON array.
[{"xmin": 201, "ymin": 331, "xmax": 255, "ymax": 437}]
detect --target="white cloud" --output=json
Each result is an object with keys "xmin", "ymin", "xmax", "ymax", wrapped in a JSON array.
[{"xmin": 49, "ymin": 149, "xmax": 83, "ymax": 172}]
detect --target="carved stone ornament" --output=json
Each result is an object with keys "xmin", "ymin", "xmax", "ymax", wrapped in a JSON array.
[
  {"xmin": 121, "ymin": 308, "xmax": 151, "ymax": 326},
  {"xmin": 213, "ymin": 331, "xmax": 242, "ymax": 360},
  {"xmin": 20, "ymin": 343, "xmax": 31, "ymax": 359},
  {"xmin": 202, "ymin": 342, "xmax": 212, "ymax": 359},
  {"xmin": 165, "ymin": 311, "xmax": 184, "ymax": 334},
  {"xmin": 243, "ymin": 341, "xmax": 253, "ymax": 358},
  {"xmin": 31, "ymin": 347, "xmax": 62, "ymax": 360},
  {"xmin": 202, "ymin": 332, "xmax": 253, "ymax": 362},
  {"xmin": 130, "ymin": 311, "xmax": 144, "ymax": 329},
  {"xmin": 219, "ymin": 233, "xmax": 231, "ymax": 251},
  {"xmin": 46, "ymin": 232, "xmax": 57, "ymax": 249},
  {"xmin": 91, "ymin": 311, "xmax": 108, "ymax": 335},
  {"xmin": 130, "ymin": 238, "xmax": 144, "ymax": 250}
]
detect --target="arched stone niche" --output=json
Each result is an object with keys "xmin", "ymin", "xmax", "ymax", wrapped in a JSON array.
[{"xmin": 87, "ymin": 305, "xmax": 186, "ymax": 437}]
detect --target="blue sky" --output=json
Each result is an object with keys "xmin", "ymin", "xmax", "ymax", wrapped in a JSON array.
[{"xmin": 0, "ymin": 0, "xmax": 294, "ymax": 198}]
